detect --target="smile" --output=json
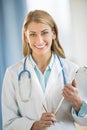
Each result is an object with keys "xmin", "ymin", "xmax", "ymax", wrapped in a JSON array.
[{"xmin": 35, "ymin": 45, "xmax": 46, "ymax": 49}]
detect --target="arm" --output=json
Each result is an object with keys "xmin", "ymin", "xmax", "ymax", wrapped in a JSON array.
[
  {"xmin": 2, "ymin": 69, "xmax": 35, "ymax": 130},
  {"xmin": 62, "ymin": 79, "xmax": 87, "ymax": 126},
  {"xmin": 2, "ymin": 69, "xmax": 56, "ymax": 130},
  {"xmin": 62, "ymin": 79, "xmax": 82, "ymax": 111},
  {"xmin": 72, "ymin": 101, "xmax": 87, "ymax": 126}
]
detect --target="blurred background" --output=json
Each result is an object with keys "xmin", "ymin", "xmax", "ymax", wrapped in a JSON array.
[{"xmin": 0, "ymin": 0, "xmax": 87, "ymax": 129}]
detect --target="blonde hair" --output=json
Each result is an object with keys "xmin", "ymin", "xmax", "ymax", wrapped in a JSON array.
[{"xmin": 22, "ymin": 10, "xmax": 65, "ymax": 58}]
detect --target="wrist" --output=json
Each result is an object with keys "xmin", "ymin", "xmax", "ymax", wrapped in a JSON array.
[
  {"xmin": 30, "ymin": 121, "xmax": 39, "ymax": 130},
  {"xmin": 73, "ymin": 97, "xmax": 82, "ymax": 111}
]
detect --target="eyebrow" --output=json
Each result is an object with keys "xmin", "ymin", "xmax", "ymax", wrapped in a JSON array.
[
  {"xmin": 29, "ymin": 29, "xmax": 48, "ymax": 33},
  {"xmin": 41, "ymin": 29, "xmax": 48, "ymax": 32}
]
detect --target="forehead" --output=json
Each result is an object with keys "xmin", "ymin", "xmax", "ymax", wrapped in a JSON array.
[{"xmin": 27, "ymin": 22, "xmax": 51, "ymax": 32}]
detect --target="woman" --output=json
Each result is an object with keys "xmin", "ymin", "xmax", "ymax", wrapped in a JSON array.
[{"xmin": 2, "ymin": 10, "xmax": 87, "ymax": 130}]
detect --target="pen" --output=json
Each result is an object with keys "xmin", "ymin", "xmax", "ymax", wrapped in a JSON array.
[
  {"xmin": 55, "ymin": 97, "xmax": 64, "ymax": 114},
  {"xmin": 42, "ymin": 104, "xmax": 55, "ymax": 125},
  {"xmin": 42, "ymin": 97, "xmax": 64, "ymax": 115},
  {"xmin": 42, "ymin": 104, "xmax": 48, "ymax": 112}
]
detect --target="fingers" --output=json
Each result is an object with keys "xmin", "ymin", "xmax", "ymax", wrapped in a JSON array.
[
  {"xmin": 41, "ymin": 112, "xmax": 56, "ymax": 122},
  {"xmin": 31, "ymin": 120, "xmax": 53, "ymax": 130},
  {"xmin": 62, "ymin": 82, "xmax": 79, "ymax": 103},
  {"xmin": 63, "ymin": 84, "xmax": 75, "ymax": 93},
  {"xmin": 63, "ymin": 79, "xmax": 78, "ymax": 98},
  {"xmin": 51, "ymin": 109, "xmax": 56, "ymax": 115},
  {"xmin": 40, "ymin": 112, "xmax": 56, "ymax": 127}
]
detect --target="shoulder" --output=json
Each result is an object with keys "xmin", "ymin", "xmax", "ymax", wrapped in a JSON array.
[
  {"xmin": 5, "ymin": 58, "xmax": 25, "ymax": 77},
  {"xmin": 61, "ymin": 58, "xmax": 79, "ymax": 71},
  {"xmin": 60, "ymin": 58, "xmax": 79, "ymax": 82},
  {"xmin": 54, "ymin": 54, "xmax": 78, "ymax": 70},
  {"xmin": 54, "ymin": 55, "xmax": 79, "ymax": 82}
]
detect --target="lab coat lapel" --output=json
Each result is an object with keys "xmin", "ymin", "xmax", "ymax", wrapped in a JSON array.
[
  {"xmin": 23, "ymin": 57, "xmax": 64, "ymax": 114},
  {"xmin": 25, "ymin": 58, "xmax": 48, "ymax": 117},
  {"xmin": 45, "ymin": 57, "xmax": 63, "ymax": 95},
  {"xmin": 26, "ymin": 57, "xmax": 45, "ymax": 97},
  {"xmin": 44, "ymin": 58, "xmax": 65, "ymax": 112}
]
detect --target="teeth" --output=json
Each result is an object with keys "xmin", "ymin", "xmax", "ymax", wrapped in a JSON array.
[{"xmin": 35, "ymin": 45, "xmax": 45, "ymax": 49}]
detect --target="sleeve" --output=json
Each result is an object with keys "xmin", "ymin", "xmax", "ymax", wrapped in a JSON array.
[
  {"xmin": 71, "ymin": 66, "xmax": 87, "ymax": 126},
  {"xmin": 74, "ymin": 101, "xmax": 87, "ymax": 117},
  {"xmin": 72, "ymin": 101, "xmax": 87, "ymax": 126},
  {"xmin": 2, "ymin": 69, "xmax": 35, "ymax": 130}
]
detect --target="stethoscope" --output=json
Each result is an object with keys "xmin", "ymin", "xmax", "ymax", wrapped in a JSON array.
[
  {"xmin": 18, "ymin": 56, "xmax": 67, "ymax": 102},
  {"xmin": 18, "ymin": 58, "xmax": 31, "ymax": 80}
]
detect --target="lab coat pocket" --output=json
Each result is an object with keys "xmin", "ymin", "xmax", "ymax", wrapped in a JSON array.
[{"xmin": 19, "ymin": 76, "xmax": 31, "ymax": 102}]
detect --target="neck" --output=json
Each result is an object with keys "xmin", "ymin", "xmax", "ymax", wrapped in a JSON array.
[{"xmin": 32, "ymin": 52, "xmax": 52, "ymax": 72}]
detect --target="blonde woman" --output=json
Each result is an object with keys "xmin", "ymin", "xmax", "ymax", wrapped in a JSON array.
[{"xmin": 2, "ymin": 10, "xmax": 87, "ymax": 130}]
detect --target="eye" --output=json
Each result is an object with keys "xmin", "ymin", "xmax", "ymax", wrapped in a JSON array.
[
  {"xmin": 42, "ymin": 31, "xmax": 49, "ymax": 35},
  {"xmin": 29, "ymin": 33, "xmax": 36, "ymax": 37}
]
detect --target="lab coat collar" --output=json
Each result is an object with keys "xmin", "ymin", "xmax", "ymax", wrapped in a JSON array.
[
  {"xmin": 26, "ymin": 54, "xmax": 63, "ymax": 77},
  {"xmin": 54, "ymin": 55, "xmax": 63, "ymax": 72},
  {"xmin": 29, "ymin": 53, "xmax": 55, "ymax": 70},
  {"xmin": 25, "ymin": 57, "xmax": 45, "ymax": 96},
  {"xmin": 24, "ymin": 54, "xmax": 63, "ymax": 96}
]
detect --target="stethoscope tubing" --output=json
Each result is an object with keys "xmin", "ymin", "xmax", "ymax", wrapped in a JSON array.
[
  {"xmin": 18, "ymin": 56, "xmax": 67, "ymax": 107},
  {"xmin": 18, "ymin": 58, "xmax": 31, "ymax": 80},
  {"xmin": 18, "ymin": 56, "xmax": 66, "ymax": 83}
]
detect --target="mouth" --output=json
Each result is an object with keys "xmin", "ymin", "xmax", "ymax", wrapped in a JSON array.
[{"xmin": 35, "ymin": 44, "xmax": 46, "ymax": 49}]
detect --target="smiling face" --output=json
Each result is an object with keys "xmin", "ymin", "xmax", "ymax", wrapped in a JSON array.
[{"xmin": 25, "ymin": 22, "xmax": 56, "ymax": 57}]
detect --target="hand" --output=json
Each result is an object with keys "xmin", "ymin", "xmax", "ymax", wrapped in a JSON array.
[
  {"xmin": 62, "ymin": 79, "xmax": 82, "ymax": 111},
  {"xmin": 31, "ymin": 111, "xmax": 56, "ymax": 130}
]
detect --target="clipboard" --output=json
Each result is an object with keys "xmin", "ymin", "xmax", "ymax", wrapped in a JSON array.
[
  {"xmin": 75, "ymin": 66, "xmax": 87, "ymax": 100},
  {"xmin": 55, "ymin": 66, "xmax": 87, "ymax": 114}
]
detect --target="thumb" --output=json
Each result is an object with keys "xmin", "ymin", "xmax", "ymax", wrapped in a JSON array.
[
  {"xmin": 72, "ymin": 79, "xmax": 77, "ymax": 87},
  {"xmin": 52, "ymin": 109, "xmax": 56, "ymax": 115}
]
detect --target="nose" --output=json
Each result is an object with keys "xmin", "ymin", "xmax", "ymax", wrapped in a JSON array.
[{"xmin": 36, "ymin": 35, "xmax": 43, "ymax": 44}]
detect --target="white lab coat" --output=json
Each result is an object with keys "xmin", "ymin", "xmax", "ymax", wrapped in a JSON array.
[{"xmin": 2, "ymin": 55, "xmax": 87, "ymax": 130}]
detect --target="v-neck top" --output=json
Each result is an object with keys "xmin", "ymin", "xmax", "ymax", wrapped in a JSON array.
[{"xmin": 29, "ymin": 53, "xmax": 55, "ymax": 92}]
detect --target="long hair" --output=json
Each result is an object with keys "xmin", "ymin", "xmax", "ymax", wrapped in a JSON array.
[{"xmin": 22, "ymin": 10, "xmax": 65, "ymax": 58}]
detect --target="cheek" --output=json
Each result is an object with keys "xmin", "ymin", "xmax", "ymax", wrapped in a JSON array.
[
  {"xmin": 27, "ymin": 38, "xmax": 33, "ymax": 47},
  {"xmin": 27, "ymin": 39, "xmax": 32, "ymax": 48},
  {"xmin": 27, "ymin": 37, "xmax": 31, "ymax": 43},
  {"xmin": 47, "ymin": 37, "xmax": 53, "ymax": 45}
]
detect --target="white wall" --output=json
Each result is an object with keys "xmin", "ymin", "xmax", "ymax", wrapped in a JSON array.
[
  {"xmin": 70, "ymin": 0, "xmax": 87, "ymax": 66},
  {"xmin": 26, "ymin": 0, "xmax": 73, "ymax": 58},
  {"xmin": 26, "ymin": 0, "xmax": 87, "ymax": 67}
]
